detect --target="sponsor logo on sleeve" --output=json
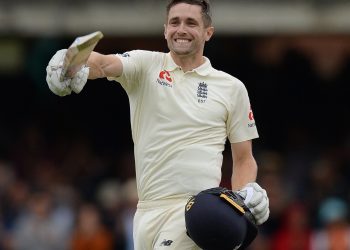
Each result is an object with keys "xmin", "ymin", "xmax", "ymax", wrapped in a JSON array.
[
  {"xmin": 157, "ymin": 70, "xmax": 173, "ymax": 88},
  {"xmin": 248, "ymin": 106, "xmax": 256, "ymax": 128}
]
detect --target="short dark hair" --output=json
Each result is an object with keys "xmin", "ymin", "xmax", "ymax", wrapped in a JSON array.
[{"xmin": 166, "ymin": 0, "xmax": 212, "ymax": 27}]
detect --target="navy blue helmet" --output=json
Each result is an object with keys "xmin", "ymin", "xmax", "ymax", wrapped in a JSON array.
[{"xmin": 185, "ymin": 187, "xmax": 258, "ymax": 250}]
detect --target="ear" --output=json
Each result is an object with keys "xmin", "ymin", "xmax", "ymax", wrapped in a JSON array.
[{"xmin": 205, "ymin": 26, "xmax": 214, "ymax": 42}]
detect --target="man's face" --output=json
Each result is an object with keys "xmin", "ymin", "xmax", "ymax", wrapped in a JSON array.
[{"xmin": 164, "ymin": 3, "xmax": 213, "ymax": 58}]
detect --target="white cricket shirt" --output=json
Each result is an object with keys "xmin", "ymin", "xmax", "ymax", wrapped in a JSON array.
[{"xmin": 108, "ymin": 50, "xmax": 259, "ymax": 201}]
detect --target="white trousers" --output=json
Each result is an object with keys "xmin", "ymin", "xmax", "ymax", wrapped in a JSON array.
[{"xmin": 133, "ymin": 197, "xmax": 201, "ymax": 250}]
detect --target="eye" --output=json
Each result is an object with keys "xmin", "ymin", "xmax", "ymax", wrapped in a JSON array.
[
  {"xmin": 169, "ymin": 19, "xmax": 179, "ymax": 26},
  {"xmin": 186, "ymin": 19, "xmax": 198, "ymax": 27}
]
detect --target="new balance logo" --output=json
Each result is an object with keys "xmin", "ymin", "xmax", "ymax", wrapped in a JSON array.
[{"xmin": 160, "ymin": 239, "xmax": 173, "ymax": 246}]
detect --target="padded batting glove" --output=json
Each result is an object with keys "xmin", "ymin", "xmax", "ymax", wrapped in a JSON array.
[
  {"xmin": 238, "ymin": 182, "xmax": 270, "ymax": 225},
  {"xmin": 46, "ymin": 49, "xmax": 89, "ymax": 96},
  {"xmin": 46, "ymin": 49, "xmax": 71, "ymax": 96}
]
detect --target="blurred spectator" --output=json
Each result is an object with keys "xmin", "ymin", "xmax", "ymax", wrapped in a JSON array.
[
  {"xmin": 96, "ymin": 179, "xmax": 122, "ymax": 215},
  {"xmin": 271, "ymin": 203, "xmax": 311, "ymax": 250},
  {"xmin": 95, "ymin": 179, "xmax": 126, "ymax": 249},
  {"xmin": 120, "ymin": 178, "xmax": 138, "ymax": 250},
  {"xmin": 311, "ymin": 197, "xmax": 350, "ymax": 250},
  {"xmin": 0, "ymin": 161, "xmax": 15, "ymax": 194},
  {"xmin": 306, "ymin": 154, "xmax": 348, "ymax": 226},
  {"xmin": 11, "ymin": 190, "xmax": 73, "ymax": 250},
  {"xmin": 94, "ymin": 177, "xmax": 138, "ymax": 250},
  {"xmin": 256, "ymin": 151, "xmax": 290, "ymax": 234},
  {"xmin": 1, "ymin": 180, "xmax": 30, "ymax": 250},
  {"xmin": 70, "ymin": 203, "xmax": 114, "ymax": 250}
]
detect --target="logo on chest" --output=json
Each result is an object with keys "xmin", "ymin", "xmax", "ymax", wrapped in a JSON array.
[
  {"xmin": 157, "ymin": 70, "xmax": 173, "ymax": 88},
  {"xmin": 197, "ymin": 82, "xmax": 208, "ymax": 103}
]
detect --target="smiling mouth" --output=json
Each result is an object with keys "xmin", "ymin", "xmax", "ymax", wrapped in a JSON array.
[{"xmin": 175, "ymin": 38, "xmax": 191, "ymax": 44}]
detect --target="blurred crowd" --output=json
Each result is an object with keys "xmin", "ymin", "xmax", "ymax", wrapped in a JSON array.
[{"xmin": 0, "ymin": 35, "xmax": 349, "ymax": 250}]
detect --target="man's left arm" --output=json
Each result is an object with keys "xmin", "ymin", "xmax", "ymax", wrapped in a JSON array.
[
  {"xmin": 231, "ymin": 140, "xmax": 257, "ymax": 190},
  {"xmin": 231, "ymin": 140, "xmax": 270, "ymax": 225}
]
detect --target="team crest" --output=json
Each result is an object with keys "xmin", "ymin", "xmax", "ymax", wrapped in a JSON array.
[{"xmin": 197, "ymin": 82, "xmax": 208, "ymax": 103}]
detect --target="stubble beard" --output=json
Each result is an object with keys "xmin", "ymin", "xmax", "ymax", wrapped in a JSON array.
[{"xmin": 167, "ymin": 40, "xmax": 197, "ymax": 57}]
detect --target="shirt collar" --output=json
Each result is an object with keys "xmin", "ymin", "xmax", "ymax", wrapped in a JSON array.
[
  {"xmin": 164, "ymin": 53, "xmax": 179, "ymax": 72},
  {"xmin": 164, "ymin": 53, "xmax": 213, "ymax": 76}
]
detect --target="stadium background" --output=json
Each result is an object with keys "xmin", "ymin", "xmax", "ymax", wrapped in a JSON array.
[{"xmin": 0, "ymin": 0, "xmax": 349, "ymax": 249}]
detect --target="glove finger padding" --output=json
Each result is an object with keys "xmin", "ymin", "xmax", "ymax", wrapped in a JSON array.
[
  {"xmin": 254, "ymin": 206, "xmax": 270, "ymax": 225},
  {"xmin": 46, "ymin": 65, "xmax": 72, "ymax": 97},
  {"xmin": 238, "ymin": 183, "xmax": 264, "ymax": 206},
  {"xmin": 251, "ymin": 195, "xmax": 269, "ymax": 215},
  {"xmin": 46, "ymin": 49, "xmax": 72, "ymax": 96},
  {"xmin": 70, "ymin": 66, "xmax": 89, "ymax": 94},
  {"xmin": 238, "ymin": 182, "xmax": 270, "ymax": 225}
]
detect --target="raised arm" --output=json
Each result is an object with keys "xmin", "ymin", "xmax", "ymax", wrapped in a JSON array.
[
  {"xmin": 87, "ymin": 52, "xmax": 123, "ymax": 79},
  {"xmin": 46, "ymin": 49, "xmax": 123, "ymax": 96}
]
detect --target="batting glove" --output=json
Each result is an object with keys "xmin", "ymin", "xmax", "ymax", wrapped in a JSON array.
[
  {"xmin": 46, "ymin": 49, "xmax": 89, "ymax": 96},
  {"xmin": 46, "ymin": 49, "xmax": 71, "ymax": 96},
  {"xmin": 70, "ymin": 66, "xmax": 89, "ymax": 94},
  {"xmin": 238, "ymin": 182, "xmax": 270, "ymax": 225}
]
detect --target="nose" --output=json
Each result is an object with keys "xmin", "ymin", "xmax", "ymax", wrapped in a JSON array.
[{"xmin": 176, "ymin": 22, "xmax": 187, "ymax": 35}]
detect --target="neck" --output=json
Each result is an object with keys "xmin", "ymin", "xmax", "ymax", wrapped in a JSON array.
[{"xmin": 170, "ymin": 52, "xmax": 205, "ymax": 72}]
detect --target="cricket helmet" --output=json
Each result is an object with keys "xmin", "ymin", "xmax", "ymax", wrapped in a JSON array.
[{"xmin": 185, "ymin": 187, "xmax": 258, "ymax": 250}]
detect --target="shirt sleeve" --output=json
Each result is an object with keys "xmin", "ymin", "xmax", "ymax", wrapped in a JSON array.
[
  {"xmin": 107, "ymin": 50, "xmax": 151, "ymax": 94},
  {"xmin": 226, "ymin": 80, "xmax": 259, "ymax": 143}
]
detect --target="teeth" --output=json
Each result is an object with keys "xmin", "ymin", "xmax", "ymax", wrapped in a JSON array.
[{"xmin": 176, "ymin": 39, "xmax": 190, "ymax": 43}]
